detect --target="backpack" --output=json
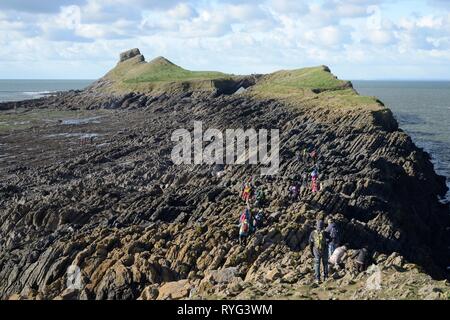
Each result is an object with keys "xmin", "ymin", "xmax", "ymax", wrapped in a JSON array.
[
  {"xmin": 240, "ymin": 209, "xmax": 250, "ymax": 223},
  {"xmin": 313, "ymin": 230, "xmax": 326, "ymax": 252},
  {"xmin": 240, "ymin": 220, "xmax": 249, "ymax": 234},
  {"xmin": 256, "ymin": 190, "xmax": 264, "ymax": 200}
]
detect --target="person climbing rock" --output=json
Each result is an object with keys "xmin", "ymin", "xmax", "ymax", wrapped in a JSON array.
[
  {"xmin": 329, "ymin": 245, "xmax": 347, "ymax": 269},
  {"xmin": 302, "ymin": 147, "xmax": 309, "ymax": 162},
  {"xmin": 353, "ymin": 247, "xmax": 370, "ymax": 273},
  {"xmin": 241, "ymin": 182, "xmax": 248, "ymax": 201},
  {"xmin": 288, "ymin": 183, "xmax": 300, "ymax": 201},
  {"xmin": 325, "ymin": 218, "xmax": 341, "ymax": 257},
  {"xmin": 253, "ymin": 209, "xmax": 265, "ymax": 229},
  {"xmin": 240, "ymin": 207, "xmax": 251, "ymax": 223},
  {"xmin": 254, "ymin": 187, "xmax": 266, "ymax": 207},
  {"xmin": 311, "ymin": 168, "xmax": 319, "ymax": 179},
  {"xmin": 309, "ymin": 220, "xmax": 331, "ymax": 283},
  {"xmin": 311, "ymin": 177, "xmax": 318, "ymax": 193},
  {"xmin": 241, "ymin": 182, "xmax": 253, "ymax": 203},
  {"xmin": 239, "ymin": 218, "xmax": 250, "ymax": 245},
  {"xmin": 311, "ymin": 168, "xmax": 319, "ymax": 193}
]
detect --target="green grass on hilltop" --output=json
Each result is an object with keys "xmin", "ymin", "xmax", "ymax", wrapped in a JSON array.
[
  {"xmin": 124, "ymin": 65, "xmax": 228, "ymax": 84},
  {"xmin": 252, "ymin": 66, "xmax": 349, "ymax": 95},
  {"xmin": 102, "ymin": 56, "xmax": 232, "ymax": 94},
  {"xmin": 100, "ymin": 54, "xmax": 384, "ymax": 111},
  {"xmin": 108, "ymin": 56, "xmax": 230, "ymax": 84},
  {"xmin": 250, "ymin": 66, "xmax": 382, "ymax": 110},
  {"xmin": 317, "ymin": 88, "xmax": 382, "ymax": 108}
]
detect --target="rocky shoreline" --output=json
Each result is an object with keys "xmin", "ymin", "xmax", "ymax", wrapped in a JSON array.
[{"xmin": 0, "ymin": 51, "xmax": 449, "ymax": 300}]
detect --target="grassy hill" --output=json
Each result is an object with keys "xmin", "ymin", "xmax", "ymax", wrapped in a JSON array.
[
  {"xmin": 97, "ymin": 53, "xmax": 233, "ymax": 94},
  {"xmin": 93, "ymin": 48, "xmax": 383, "ymax": 111},
  {"xmin": 121, "ymin": 57, "xmax": 228, "ymax": 84},
  {"xmin": 252, "ymin": 65, "xmax": 349, "ymax": 94},
  {"xmin": 249, "ymin": 65, "xmax": 382, "ymax": 111}
]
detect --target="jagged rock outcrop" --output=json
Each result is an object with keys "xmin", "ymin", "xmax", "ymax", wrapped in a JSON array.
[
  {"xmin": 0, "ymin": 49, "xmax": 449, "ymax": 300},
  {"xmin": 119, "ymin": 48, "xmax": 144, "ymax": 63}
]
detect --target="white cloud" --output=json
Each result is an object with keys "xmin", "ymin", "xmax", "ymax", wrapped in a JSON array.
[
  {"xmin": 0, "ymin": 0, "xmax": 450, "ymax": 79},
  {"xmin": 168, "ymin": 3, "xmax": 198, "ymax": 19},
  {"xmin": 367, "ymin": 29, "xmax": 395, "ymax": 45},
  {"xmin": 416, "ymin": 15, "xmax": 443, "ymax": 28},
  {"xmin": 267, "ymin": 0, "xmax": 309, "ymax": 15},
  {"xmin": 303, "ymin": 25, "xmax": 352, "ymax": 47}
]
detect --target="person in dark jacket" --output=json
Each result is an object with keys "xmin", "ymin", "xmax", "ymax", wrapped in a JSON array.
[
  {"xmin": 325, "ymin": 218, "xmax": 341, "ymax": 257},
  {"xmin": 288, "ymin": 183, "xmax": 300, "ymax": 201},
  {"xmin": 309, "ymin": 220, "xmax": 332, "ymax": 283},
  {"xmin": 253, "ymin": 209, "xmax": 264, "ymax": 229}
]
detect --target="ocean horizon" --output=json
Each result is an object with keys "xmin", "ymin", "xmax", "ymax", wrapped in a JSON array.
[{"xmin": 0, "ymin": 79, "xmax": 94, "ymax": 102}]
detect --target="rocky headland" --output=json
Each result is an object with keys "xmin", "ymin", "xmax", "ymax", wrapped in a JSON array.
[{"xmin": 0, "ymin": 48, "xmax": 449, "ymax": 300}]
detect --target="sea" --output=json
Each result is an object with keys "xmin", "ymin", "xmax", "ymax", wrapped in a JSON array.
[
  {"xmin": 353, "ymin": 81, "xmax": 450, "ymax": 203},
  {"xmin": 0, "ymin": 79, "xmax": 449, "ymax": 202},
  {"xmin": 0, "ymin": 79, "xmax": 93, "ymax": 102}
]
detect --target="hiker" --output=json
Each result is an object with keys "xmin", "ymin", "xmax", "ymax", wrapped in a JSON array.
[
  {"xmin": 253, "ymin": 209, "xmax": 265, "ymax": 230},
  {"xmin": 240, "ymin": 207, "xmax": 251, "ymax": 224},
  {"xmin": 353, "ymin": 247, "xmax": 370, "ymax": 273},
  {"xmin": 311, "ymin": 176, "xmax": 319, "ymax": 193},
  {"xmin": 325, "ymin": 218, "xmax": 341, "ymax": 257},
  {"xmin": 311, "ymin": 168, "xmax": 319, "ymax": 193},
  {"xmin": 309, "ymin": 220, "xmax": 331, "ymax": 283},
  {"xmin": 241, "ymin": 182, "xmax": 253, "ymax": 202},
  {"xmin": 239, "ymin": 218, "xmax": 250, "ymax": 245},
  {"xmin": 311, "ymin": 168, "xmax": 319, "ymax": 179},
  {"xmin": 254, "ymin": 187, "xmax": 266, "ymax": 207},
  {"xmin": 302, "ymin": 148, "xmax": 308, "ymax": 161},
  {"xmin": 329, "ymin": 245, "xmax": 347, "ymax": 269},
  {"xmin": 288, "ymin": 183, "xmax": 300, "ymax": 201},
  {"xmin": 241, "ymin": 183, "xmax": 249, "ymax": 201}
]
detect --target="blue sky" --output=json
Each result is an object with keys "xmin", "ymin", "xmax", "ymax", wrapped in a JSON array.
[{"xmin": 0, "ymin": 0, "xmax": 449, "ymax": 80}]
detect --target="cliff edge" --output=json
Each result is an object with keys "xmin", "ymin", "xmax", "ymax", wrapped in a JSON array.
[{"xmin": 0, "ymin": 49, "xmax": 448, "ymax": 300}]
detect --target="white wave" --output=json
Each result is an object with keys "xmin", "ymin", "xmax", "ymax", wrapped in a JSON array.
[{"xmin": 22, "ymin": 91, "xmax": 55, "ymax": 96}]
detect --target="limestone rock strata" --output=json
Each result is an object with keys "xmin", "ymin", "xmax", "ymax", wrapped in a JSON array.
[{"xmin": 0, "ymin": 62, "xmax": 448, "ymax": 300}]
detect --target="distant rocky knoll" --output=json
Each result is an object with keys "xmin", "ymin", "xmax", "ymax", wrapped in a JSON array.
[{"xmin": 0, "ymin": 49, "xmax": 449, "ymax": 300}]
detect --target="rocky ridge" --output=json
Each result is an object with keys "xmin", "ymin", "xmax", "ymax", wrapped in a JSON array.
[{"xmin": 0, "ymin": 49, "xmax": 449, "ymax": 300}]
